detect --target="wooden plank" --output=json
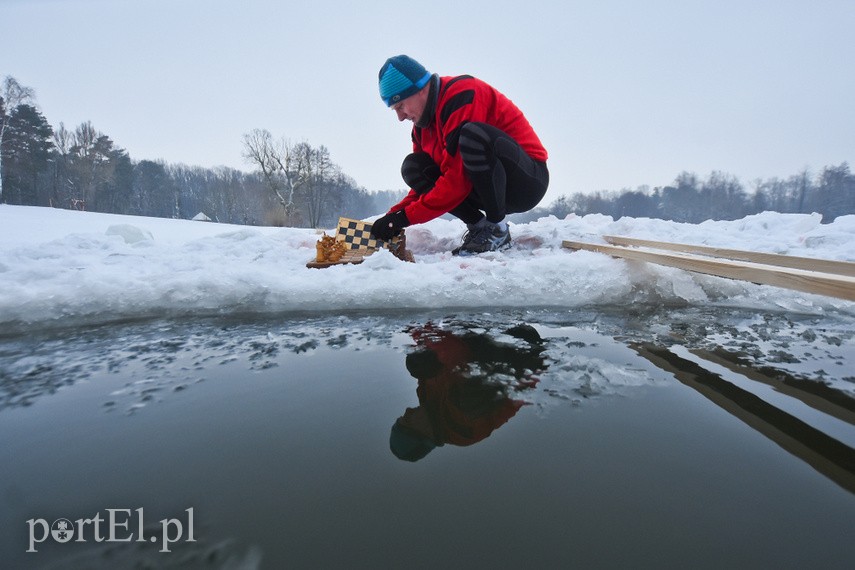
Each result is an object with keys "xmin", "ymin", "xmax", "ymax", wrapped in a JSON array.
[
  {"xmin": 562, "ymin": 240, "xmax": 855, "ymax": 301},
  {"xmin": 603, "ymin": 235, "xmax": 855, "ymax": 277}
]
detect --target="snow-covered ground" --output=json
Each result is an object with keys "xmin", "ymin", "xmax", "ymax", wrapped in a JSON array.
[{"xmin": 1, "ymin": 204, "xmax": 854, "ymax": 332}]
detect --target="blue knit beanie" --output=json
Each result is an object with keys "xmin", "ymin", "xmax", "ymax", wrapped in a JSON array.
[{"xmin": 378, "ymin": 55, "xmax": 431, "ymax": 107}]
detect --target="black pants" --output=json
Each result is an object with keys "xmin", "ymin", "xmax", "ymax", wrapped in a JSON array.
[{"xmin": 401, "ymin": 122, "xmax": 549, "ymax": 225}]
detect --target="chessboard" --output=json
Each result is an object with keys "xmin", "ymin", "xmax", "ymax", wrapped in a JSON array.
[
  {"xmin": 307, "ymin": 217, "xmax": 413, "ymax": 269},
  {"xmin": 336, "ymin": 217, "xmax": 404, "ymax": 251}
]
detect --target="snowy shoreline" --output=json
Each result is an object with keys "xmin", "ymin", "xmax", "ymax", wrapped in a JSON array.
[{"xmin": 1, "ymin": 204, "xmax": 854, "ymax": 332}]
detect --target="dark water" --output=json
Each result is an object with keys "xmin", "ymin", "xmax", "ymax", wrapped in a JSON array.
[{"xmin": 1, "ymin": 307, "xmax": 854, "ymax": 569}]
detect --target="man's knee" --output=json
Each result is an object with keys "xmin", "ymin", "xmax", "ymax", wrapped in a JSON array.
[
  {"xmin": 401, "ymin": 152, "xmax": 440, "ymax": 195},
  {"xmin": 459, "ymin": 122, "xmax": 494, "ymax": 174}
]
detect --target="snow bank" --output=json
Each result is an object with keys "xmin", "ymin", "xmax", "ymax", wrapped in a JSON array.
[{"xmin": 1, "ymin": 205, "xmax": 853, "ymax": 331}]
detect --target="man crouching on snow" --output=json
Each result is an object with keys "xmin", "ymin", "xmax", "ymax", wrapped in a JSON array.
[{"xmin": 370, "ymin": 55, "xmax": 550, "ymax": 256}]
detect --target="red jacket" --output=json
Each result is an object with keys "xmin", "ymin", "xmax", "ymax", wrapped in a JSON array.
[{"xmin": 390, "ymin": 75, "xmax": 548, "ymax": 225}]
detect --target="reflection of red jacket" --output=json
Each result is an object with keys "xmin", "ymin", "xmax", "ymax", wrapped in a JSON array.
[
  {"xmin": 409, "ymin": 327, "xmax": 525, "ymax": 447},
  {"xmin": 390, "ymin": 75, "xmax": 548, "ymax": 224},
  {"xmin": 417, "ymin": 376, "xmax": 524, "ymax": 447}
]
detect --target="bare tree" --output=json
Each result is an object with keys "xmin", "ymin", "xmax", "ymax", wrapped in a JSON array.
[
  {"xmin": 49, "ymin": 122, "xmax": 73, "ymax": 207},
  {"xmin": 793, "ymin": 168, "xmax": 811, "ymax": 214},
  {"xmin": 295, "ymin": 142, "xmax": 339, "ymax": 228},
  {"xmin": 66, "ymin": 121, "xmax": 117, "ymax": 209},
  {"xmin": 242, "ymin": 129, "xmax": 308, "ymax": 225},
  {"xmin": 1, "ymin": 76, "xmax": 35, "ymax": 202}
]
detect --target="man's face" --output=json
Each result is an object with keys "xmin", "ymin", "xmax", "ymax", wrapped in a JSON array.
[{"xmin": 391, "ymin": 85, "xmax": 429, "ymax": 123}]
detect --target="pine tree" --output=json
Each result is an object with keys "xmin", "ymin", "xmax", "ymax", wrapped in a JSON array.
[
  {"xmin": 0, "ymin": 76, "xmax": 35, "ymax": 203},
  {"xmin": 0, "ymin": 104, "xmax": 54, "ymax": 205}
]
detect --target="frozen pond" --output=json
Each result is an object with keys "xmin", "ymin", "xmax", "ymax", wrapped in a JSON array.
[{"xmin": 1, "ymin": 305, "xmax": 854, "ymax": 568}]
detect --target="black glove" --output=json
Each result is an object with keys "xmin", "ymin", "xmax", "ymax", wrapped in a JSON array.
[{"xmin": 370, "ymin": 210, "xmax": 409, "ymax": 241}]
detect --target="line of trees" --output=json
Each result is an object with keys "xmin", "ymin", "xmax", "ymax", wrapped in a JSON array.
[
  {"xmin": 0, "ymin": 76, "xmax": 400, "ymax": 227},
  {"xmin": 3, "ymin": 75, "xmax": 853, "ymax": 227},
  {"xmin": 514, "ymin": 166, "xmax": 855, "ymax": 224}
]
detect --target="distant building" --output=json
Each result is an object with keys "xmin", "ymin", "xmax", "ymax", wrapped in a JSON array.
[{"xmin": 192, "ymin": 212, "xmax": 213, "ymax": 222}]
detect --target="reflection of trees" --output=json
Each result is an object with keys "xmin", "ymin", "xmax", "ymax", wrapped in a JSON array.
[
  {"xmin": 0, "ymin": 362, "xmax": 71, "ymax": 411},
  {"xmin": 390, "ymin": 323, "xmax": 547, "ymax": 462}
]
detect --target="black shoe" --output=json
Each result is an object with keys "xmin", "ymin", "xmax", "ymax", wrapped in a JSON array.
[
  {"xmin": 451, "ymin": 220, "xmax": 485, "ymax": 255},
  {"xmin": 453, "ymin": 221, "xmax": 511, "ymax": 256},
  {"xmin": 451, "ymin": 228, "xmax": 475, "ymax": 256}
]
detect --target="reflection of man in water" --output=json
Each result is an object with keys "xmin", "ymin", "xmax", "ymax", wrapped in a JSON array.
[{"xmin": 390, "ymin": 323, "xmax": 547, "ymax": 462}]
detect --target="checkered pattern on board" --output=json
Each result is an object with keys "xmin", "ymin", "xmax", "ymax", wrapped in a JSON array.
[{"xmin": 335, "ymin": 217, "xmax": 401, "ymax": 251}]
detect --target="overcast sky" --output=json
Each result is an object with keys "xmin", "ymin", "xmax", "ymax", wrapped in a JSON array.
[{"xmin": 3, "ymin": 0, "xmax": 853, "ymax": 205}]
